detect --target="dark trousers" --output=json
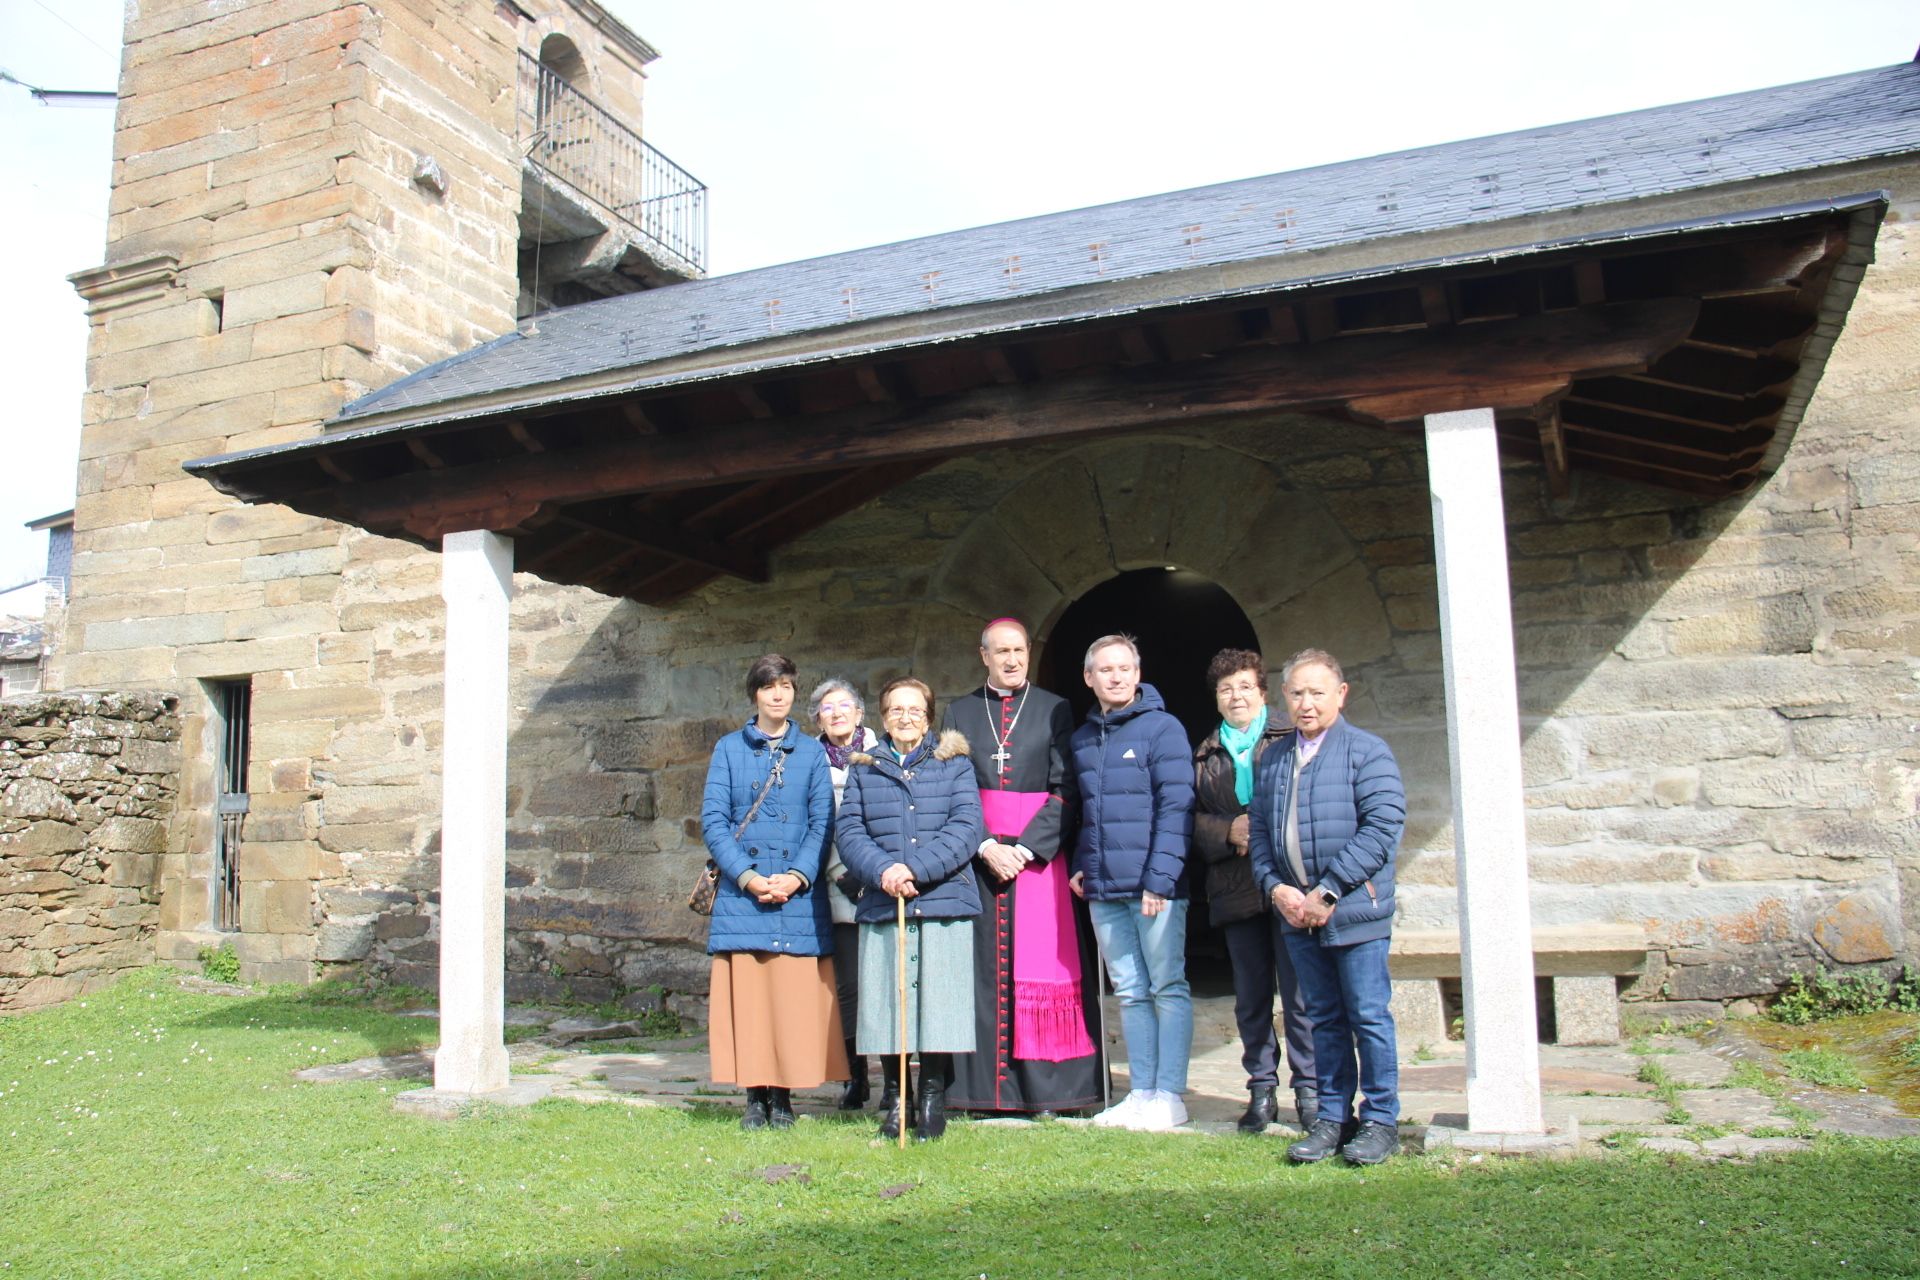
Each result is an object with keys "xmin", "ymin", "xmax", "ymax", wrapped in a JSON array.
[
  {"xmin": 1222, "ymin": 910, "xmax": 1315, "ymax": 1091},
  {"xmin": 1284, "ymin": 932, "xmax": 1399, "ymax": 1127},
  {"xmin": 834, "ymin": 923, "xmax": 863, "ymax": 1068}
]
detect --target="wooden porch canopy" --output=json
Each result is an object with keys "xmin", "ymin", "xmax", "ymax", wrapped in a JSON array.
[{"xmin": 187, "ymin": 195, "xmax": 1882, "ymax": 604}]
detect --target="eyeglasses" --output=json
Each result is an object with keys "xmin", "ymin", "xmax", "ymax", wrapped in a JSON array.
[
  {"xmin": 884, "ymin": 706, "xmax": 928, "ymax": 721},
  {"xmin": 818, "ymin": 700, "xmax": 858, "ymax": 715}
]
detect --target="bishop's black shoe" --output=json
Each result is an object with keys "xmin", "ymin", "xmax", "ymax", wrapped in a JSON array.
[{"xmin": 1237, "ymin": 1086, "xmax": 1279, "ymax": 1135}]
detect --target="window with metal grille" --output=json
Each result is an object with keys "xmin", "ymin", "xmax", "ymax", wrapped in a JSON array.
[{"xmin": 210, "ymin": 679, "xmax": 252, "ymax": 931}]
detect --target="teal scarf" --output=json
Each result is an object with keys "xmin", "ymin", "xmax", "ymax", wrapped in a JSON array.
[{"xmin": 1218, "ymin": 707, "xmax": 1268, "ymax": 806}]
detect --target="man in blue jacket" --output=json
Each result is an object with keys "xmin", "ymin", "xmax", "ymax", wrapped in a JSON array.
[
  {"xmin": 1249, "ymin": 648, "xmax": 1407, "ymax": 1165},
  {"xmin": 1068, "ymin": 634, "xmax": 1195, "ymax": 1132}
]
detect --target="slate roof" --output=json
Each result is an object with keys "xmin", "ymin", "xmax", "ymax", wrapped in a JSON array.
[{"xmin": 339, "ymin": 60, "xmax": 1920, "ymax": 426}]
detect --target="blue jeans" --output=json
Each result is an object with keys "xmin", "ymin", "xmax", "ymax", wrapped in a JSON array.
[
  {"xmin": 1283, "ymin": 932, "xmax": 1398, "ymax": 1126},
  {"xmin": 1089, "ymin": 897, "xmax": 1193, "ymax": 1094}
]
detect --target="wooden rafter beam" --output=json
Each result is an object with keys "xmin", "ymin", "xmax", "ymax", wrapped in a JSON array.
[
  {"xmin": 557, "ymin": 507, "xmax": 770, "ymax": 584},
  {"xmin": 283, "ymin": 299, "xmax": 1697, "ymax": 539},
  {"xmin": 1537, "ymin": 402, "xmax": 1570, "ymax": 498}
]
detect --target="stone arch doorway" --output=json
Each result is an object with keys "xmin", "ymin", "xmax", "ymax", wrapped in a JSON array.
[
  {"xmin": 1036, "ymin": 566, "xmax": 1261, "ymax": 994},
  {"xmin": 1036, "ymin": 567, "xmax": 1259, "ymax": 745}
]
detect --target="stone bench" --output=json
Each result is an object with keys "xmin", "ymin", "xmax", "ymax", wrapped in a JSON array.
[{"xmin": 1385, "ymin": 925, "xmax": 1649, "ymax": 1047}]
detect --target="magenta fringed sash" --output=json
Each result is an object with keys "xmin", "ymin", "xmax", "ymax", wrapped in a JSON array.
[{"xmin": 980, "ymin": 790, "xmax": 1096, "ymax": 1063}]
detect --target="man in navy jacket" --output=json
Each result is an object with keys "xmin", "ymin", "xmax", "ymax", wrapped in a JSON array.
[
  {"xmin": 1069, "ymin": 634, "xmax": 1195, "ymax": 1132},
  {"xmin": 1249, "ymin": 647, "xmax": 1407, "ymax": 1165}
]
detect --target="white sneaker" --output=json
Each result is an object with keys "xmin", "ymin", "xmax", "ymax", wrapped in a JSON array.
[
  {"xmin": 1093, "ymin": 1090, "xmax": 1150, "ymax": 1127},
  {"xmin": 1131, "ymin": 1091, "xmax": 1189, "ymax": 1132}
]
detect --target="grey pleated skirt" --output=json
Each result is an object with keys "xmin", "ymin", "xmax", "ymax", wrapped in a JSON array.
[{"xmin": 856, "ymin": 918, "xmax": 976, "ymax": 1054}]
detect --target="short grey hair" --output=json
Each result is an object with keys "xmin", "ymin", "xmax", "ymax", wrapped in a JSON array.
[
  {"xmin": 807, "ymin": 677, "xmax": 864, "ymax": 722},
  {"xmin": 1082, "ymin": 633, "xmax": 1141, "ymax": 674},
  {"xmin": 979, "ymin": 618, "xmax": 1030, "ymax": 650},
  {"xmin": 1280, "ymin": 648, "xmax": 1345, "ymax": 686}
]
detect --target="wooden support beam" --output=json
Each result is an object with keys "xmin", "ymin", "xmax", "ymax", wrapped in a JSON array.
[
  {"xmin": 291, "ymin": 299, "xmax": 1697, "ymax": 538},
  {"xmin": 505, "ymin": 420, "xmax": 545, "ymax": 454},
  {"xmin": 1419, "ymin": 284, "xmax": 1454, "ymax": 328},
  {"xmin": 316, "ymin": 454, "xmax": 357, "ymax": 483},
  {"xmin": 557, "ymin": 508, "xmax": 770, "ymax": 583},
  {"xmin": 406, "ymin": 437, "xmax": 447, "ymax": 468},
  {"xmin": 1573, "ymin": 261, "xmax": 1606, "ymax": 306},
  {"xmin": 1536, "ymin": 404, "xmax": 1569, "ymax": 497},
  {"xmin": 735, "ymin": 384, "xmax": 777, "ymax": 420},
  {"xmin": 621, "ymin": 401, "xmax": 658, "ymax": 434}
]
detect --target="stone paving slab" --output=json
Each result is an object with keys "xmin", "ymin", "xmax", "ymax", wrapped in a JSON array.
[
  {"xmin": 1674, "ymin": 1088, "xmax": 1779, "ymax": 1125},
  {"xmin": 289, "ymin": 997, "xmax": 1917, "ymax": 1158}
]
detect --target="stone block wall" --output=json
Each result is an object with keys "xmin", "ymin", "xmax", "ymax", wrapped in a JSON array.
[
  {"xmin": 59, "ymin": 0, "xmax": 653, "ymax": 986},
  {"xmin": 0, "ymin": 693, "xmax": 179, "ymax": 1012}
]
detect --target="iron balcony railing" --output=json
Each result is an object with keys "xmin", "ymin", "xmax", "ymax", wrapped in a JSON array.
[{"xmin": 516, "ymin": 51, "xmax": 708, "ymax": 275}]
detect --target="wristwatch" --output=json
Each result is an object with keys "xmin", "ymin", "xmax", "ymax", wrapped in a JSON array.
[{"xmin": 1316, "ymin": 887, "xmax": 1340, "ymax": 908}]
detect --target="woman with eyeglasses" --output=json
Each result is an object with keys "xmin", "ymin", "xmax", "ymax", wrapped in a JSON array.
[
  {"xmin": 810, "ymin": 676, "xmax": 880, "ymax": 1111},
  {"xmin": 1192, "ymin": 648, "xmax": 1316, "ymax": 1134},
  {"xmin": 834, "ymin": 677, "xmax": 984, "ymax": 1141},
  {"xmin": 701, "ymin": 653, "xmax": 847, "ymax": 1131}
]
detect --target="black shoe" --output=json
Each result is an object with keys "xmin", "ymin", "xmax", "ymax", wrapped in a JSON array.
[
  {"xmin": 878, "ymin": 1059, "xmax": 914, "ymax": 1139},
  {"xmin": 768, "ymin": 1087, "xmax": 796, "ymax": 1129},
  {"xmin": 839, "ymin": 1050, "xmax": 869, "ymax": 1111},
  {"xmin": 1341, "ymin": 1120, "xmax": 1399, "ymax": 1165},
  {"xmin": 1286, "ymin": 1118, "xmax": 1347, "ymax": 1163},
  {"xmin": 741, "ymin": 1086, "xmax": 771, "ymax": 1131},
  {"xmin": 1238, "ymin": 1086, "xmax": 1279, "ymax": 1135},
  {"xmin": 1292, "ymin": 1087, "xmax": 1319, "ymax": 1131},
  {"xmin": 915, "ymin": 1074, "xmax": 948, "ymax": 1142}
]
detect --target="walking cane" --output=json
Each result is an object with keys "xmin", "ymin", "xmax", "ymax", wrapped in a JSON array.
[{"xmin": 896, "ymin": 891, "xmax": 910, "ymax": 1150}]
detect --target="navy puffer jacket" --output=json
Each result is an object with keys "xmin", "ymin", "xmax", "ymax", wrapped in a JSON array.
[
  {"xmin": 1247, "ymin": 717, "xmax": 1405, "ymax": 947},
  {"xmin": 1068, "ymin": 685, "xmax": 1195, "ymax": 901},
  {"xmin": 701, "ymin": 720, "xmax": 835, "ymax": 956},
  {"xmin": 835, "ymin": 730, "xmax": 985, "ymax": 924}
]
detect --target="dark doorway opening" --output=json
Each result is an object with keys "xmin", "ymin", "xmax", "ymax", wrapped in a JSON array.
[{"xmin": 1038, "ymin": 568, "xmax": 1260, "ymax": 995}]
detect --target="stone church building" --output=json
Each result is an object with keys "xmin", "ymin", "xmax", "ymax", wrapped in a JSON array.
[{"xmin": 53, "ymin": 0, "xmax": 1920, "ymax": 1075}]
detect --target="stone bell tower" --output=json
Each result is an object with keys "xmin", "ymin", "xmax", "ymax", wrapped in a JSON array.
[{"xmin": 62, "ymin": 0, "xmax": 703, "ymax": 983}]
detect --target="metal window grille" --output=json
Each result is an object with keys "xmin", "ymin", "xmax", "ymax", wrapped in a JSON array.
[{"xmin": 211, "ymin": 680, "xmax": 252, "ymax": 931}]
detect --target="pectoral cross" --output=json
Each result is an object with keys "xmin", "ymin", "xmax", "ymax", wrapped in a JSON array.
[{"xmin": 990, "ymin": 747, "xmax": 1012, "ymax": 768}]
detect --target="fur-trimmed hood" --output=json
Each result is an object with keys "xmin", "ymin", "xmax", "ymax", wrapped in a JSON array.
[{"xmin": 848, "ymin": 728, "xmax": 970, "ymax": 767}]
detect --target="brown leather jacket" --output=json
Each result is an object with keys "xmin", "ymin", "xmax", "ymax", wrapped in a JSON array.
[{"xmin": 1191, "ymin": 719, "xmax": 1290, "ymax": 926}]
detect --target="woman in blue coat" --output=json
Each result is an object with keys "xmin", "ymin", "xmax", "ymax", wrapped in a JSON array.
[
  {"xmin": 701, "ymin": 653, "xmax": 847, "ymax": 1131},
  {"xmin": 836, "ymin": 677, "xmax": 984, "ymax": 1141}
]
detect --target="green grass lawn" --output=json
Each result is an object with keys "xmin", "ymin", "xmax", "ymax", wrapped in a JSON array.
[{"xmin": 3, "ymin": 970, "xmax": 1918, "ymax": 1279}]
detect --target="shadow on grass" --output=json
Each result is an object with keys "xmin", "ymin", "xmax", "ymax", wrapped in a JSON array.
[
  {"xmin": 176, "ymin": 981, "xmax": 436, "ymax": 1053},
  {"xmin": 384, "ymin": 1135, "xmax": 1920, "ymax": 1280}
]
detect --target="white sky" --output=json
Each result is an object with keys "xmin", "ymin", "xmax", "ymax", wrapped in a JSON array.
[{"xmin": 0, "ymin": 0, "xmax": 1912, "ymax": 585}]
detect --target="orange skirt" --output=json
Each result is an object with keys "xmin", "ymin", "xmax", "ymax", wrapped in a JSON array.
[{"xmin": 709, "ymin": 952, "xmax": 850, "ymax": 1088}]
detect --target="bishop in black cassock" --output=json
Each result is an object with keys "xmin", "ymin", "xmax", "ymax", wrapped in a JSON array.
[{"xmin": 940, "ymin": 620, "xmax": 1106, "ymax": 1114}]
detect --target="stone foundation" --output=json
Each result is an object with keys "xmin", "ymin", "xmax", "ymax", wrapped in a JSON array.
[{"xmin": 0, "ymin": 692, "xmax": 179, "ymax": 1011}]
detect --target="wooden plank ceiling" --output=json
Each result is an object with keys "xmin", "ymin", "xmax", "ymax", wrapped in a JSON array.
[{"xmin": 196, "ymin": 210, "xmax": 1859, "ymax": 605}]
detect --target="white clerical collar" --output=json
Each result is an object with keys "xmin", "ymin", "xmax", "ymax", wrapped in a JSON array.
[{"xmin": 987, "ymin": 681, "xmax": 1027, "ymax": 698}]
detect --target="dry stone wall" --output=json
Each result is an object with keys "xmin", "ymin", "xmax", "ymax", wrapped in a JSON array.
[{"xmin": 0, "ymin": 693, "xmax": 179, "ymax": 1012}]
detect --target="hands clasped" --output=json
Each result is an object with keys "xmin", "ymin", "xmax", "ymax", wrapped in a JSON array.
[
  {"xmin": 747, "ymin": 872, "xmax": 805, "ymax": 905},
  {"xmin": 880, "ymin": 863, "xmax": 919, "ymax": 899}
]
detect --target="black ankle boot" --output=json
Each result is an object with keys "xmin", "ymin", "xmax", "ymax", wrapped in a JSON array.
[
  {"xmin": 1292, "ymin": 1086, "xmax": 1319, "ymax": 1131},
  {"xmin": 915, "ymin": 1054, "xmax": 950, "ymax": 1142},
  {"xmin": 839, "ymin": 1047, "xmax": 869, "ymax": 1111},
  {"xmin": 1237, "ymin": 1085, "xmax": 1279, "ymax": 1135},
  {"xmin": 741, "ymin": 1086, "xmax": 771, "ymax": 1131},
  {"xmin": 768, "ymin": 1087, "xmax": 796, "ymax": 1129},
  {"xmin": 879, "ymin": 1057, "xmax": 914, "ymax": 1139}
]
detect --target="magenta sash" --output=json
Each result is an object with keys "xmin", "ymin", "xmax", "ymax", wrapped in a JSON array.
[{"xmin": 980, "ymin": 790, "xmax": 1096, "ymax": 1063}]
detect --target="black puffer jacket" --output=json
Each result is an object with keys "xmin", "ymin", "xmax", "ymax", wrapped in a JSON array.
[{"xmin": 1191, "ymin": 719, "xmax": 1290, "ymax": 926}]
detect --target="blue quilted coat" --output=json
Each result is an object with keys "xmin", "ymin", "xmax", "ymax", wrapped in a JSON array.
[
  {"xmin": 1247, "ymin": 716, "xmax": 1405, "ymax": 947},
  {"xmin": 1068, "ymin": 684, "xmax": 1195, "ymax": 901},
  {"xmin": 700, "ymin": 720, "xmax": 835, "ymax": 956}
]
